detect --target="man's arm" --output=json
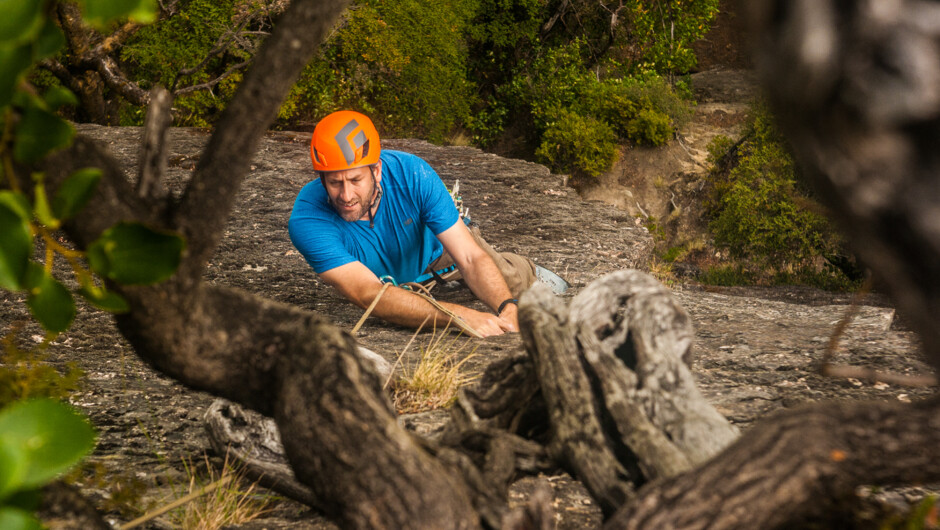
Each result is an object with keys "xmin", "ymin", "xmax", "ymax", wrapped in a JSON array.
[
  {"xmin": 319, "ymin": 260, "xmax": 513, "ymax": 336},
  {"xmin": 435, "ymin": 222, "xmax": 518, "ymax": 331}
]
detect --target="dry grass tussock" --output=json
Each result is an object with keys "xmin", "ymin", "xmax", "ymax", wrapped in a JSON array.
[
  {"xmin": 389, "ymin": 320, "xmax": 480, "ymax": 414},
  {"xmin": 167, "ymin": 454, "xmax": 274, "ymax": 530}
]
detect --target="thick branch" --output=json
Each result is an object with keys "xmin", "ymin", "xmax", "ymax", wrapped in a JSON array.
[
  {"xmin": 137, "ymin": 87, "xmax": 172, "ymax": 202},
  {"xmin": 747, "ymin": 0, "xmax": 940, "ymax": 372},
  {"xmin": 84, "ymin": 55, "xmax": 151, "ymax": 107},
  {"xmin": 607, "ymin": 399, "xmax": 940, "ymax": 529},
  {"xmin": 517, "ymin": 275, "xmax": 738, "ymax": 517},
  {"xmin": 91, "ymin": 21, "xmax": 143, "ymax": 57},
  {"xmin": 173, "ymin": 0, "xmax": 351, "ymax": 285}
]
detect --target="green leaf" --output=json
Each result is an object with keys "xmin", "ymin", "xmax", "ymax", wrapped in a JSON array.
[
  {"xmin": 0, "ymin": 201, "xmax": 32, "ymax": 291},
  {"xmin": 78, "ymin": 285, "xmax": 129, "ymax": 313},
  {"xmin": 32, "ymin": 180, "xmax": 58, "ymax": 229},
  {"xmin": 0, "ymin": 44, "xmax": 32, "ymax": 107},
  {"xmin": 0, "ymin": 190, "xmax": 32, "ymax": 221},
  {"xmin": 83, "ymin": 0, "xmax": 158, "ymax": 29},
  {"xmin": 53, "ymin": 168, "xmax": 101, "ymax": 221},
  {"xmin": 13, "ymin": 106, "xmax": 75, "ymax": 164},
  {"xmin": 0, "ymin": 438, "xmax": 27, "ymax": 499},
  {"xmin": 3, "ymin": 488, "xmax": 41, "ymax": 512},
  {"xmin": 33, "ymin": 19, "xmax": 65, "ymax": 61},
  {"xmin": 0, "ymin": 0, "xmax": 43, "ymax": 45},
  {"xmin": 43, "ymin": 86, "xmax": 79, "ymax": 110},
  {"xmin": 0, "ymin": 399, "xmax": 95, "ymax": 491},
  {"xmin": 87, "ymin": 222, "xmax": 185, "ymax": 285},
  {"xmin": 0, "ymin": 507, "xmax": 41, "ymax": 530},
  {"xmin": 24, "ymin": 263, "xmax": 76, "ymax": 333}
]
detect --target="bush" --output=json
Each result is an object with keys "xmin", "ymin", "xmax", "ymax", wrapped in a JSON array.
[
  {"xmin": 120, "ymin": 0, "xmax": 250, "ymax": 126},
  {"xmin": 499, "ymin": 40, "xmax": 691, "ymax": 174},
  {"xmin": 535, "ymin": 110, "xmax": 618, "ymax": 178},
  {"xmin": 289, "ymin": 0, "xmax": 477, "ymax": 142},
  {"xmin": 626, "ymin": 108, "xmax": 673, "ymax": 146},
  {"xmin": 704, "ymin": 103, "xmax": 858, "ymax": 288}
]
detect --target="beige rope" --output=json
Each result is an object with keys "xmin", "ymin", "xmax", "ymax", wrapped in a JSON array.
[
  {"xmin": 351, "ymin": 281, "xmax": 483, "ymax": 338},
  {"xmin": 352, "ymin": 282, "xmax": 390, "ymax": 334},
  {"xmin": 410, "ymin": 290, "xmax": 484, "ymax": 339}
]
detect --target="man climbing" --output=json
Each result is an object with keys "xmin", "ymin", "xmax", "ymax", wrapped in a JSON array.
[{"xmin": 289, "ymin": 110, "xmax": 550, "ymax": 337}]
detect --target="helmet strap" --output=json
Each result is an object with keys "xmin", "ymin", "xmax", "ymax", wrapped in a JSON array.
[{"xmin": 367, "ymin": 169, "xmax": 382, "ymax": 229}]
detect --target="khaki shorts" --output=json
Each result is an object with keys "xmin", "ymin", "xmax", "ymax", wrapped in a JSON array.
[{"xmin": 423, "ymin": 224, "xmax": 536, "ymax": 298}]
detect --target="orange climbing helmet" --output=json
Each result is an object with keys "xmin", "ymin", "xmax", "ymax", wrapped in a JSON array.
[{"xmin": 310, "ymin": 110, "xmax": 381, "ymax": 172}]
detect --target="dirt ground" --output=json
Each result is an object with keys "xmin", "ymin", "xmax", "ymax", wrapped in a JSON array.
[{"xmin": 1, "ymin": 72, "xmax": 937, "ymax": 528}]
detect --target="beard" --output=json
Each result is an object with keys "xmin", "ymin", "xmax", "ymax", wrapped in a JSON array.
[
  {"xmin": 330, "ymin": 180, "xmax": 377, "ymax": 222},
  {"xmin": 333, "ymin": 198, "xmax": 369, "ymax": 222}
]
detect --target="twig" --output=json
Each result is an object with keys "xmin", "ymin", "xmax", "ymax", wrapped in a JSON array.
[
  {"xmin": 352, "ymin": 282, "xmax": 389, "ymax": 334},
  {"xmin": 674, "ymin": 133, "xmax": 709, "ymax": 170},
  {"xmin": 384, "ymin": 317, "xmax": 429, "ymax": 389},
  {"xmin": 119, "ymin": 475, "xmax": 233, "ymax": 530},
  {"xmin": 820, "ymin": 364, "xmax": 937, "ymax": 387},
  {"xmin": 176, "ymin": 18, "xmax": 251, "ymax": 81},
  {"xmin": 820, "ymin": 281, "xmax": 937, "ymax": 387},
  {"xmin": 174, "ymin": 61, "xmax": 251, "ymax": 96}
]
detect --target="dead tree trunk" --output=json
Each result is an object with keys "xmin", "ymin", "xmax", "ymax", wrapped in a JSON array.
[{"xmin": 517, "ymin": 273, "xmax": 739, "ymax": 516}]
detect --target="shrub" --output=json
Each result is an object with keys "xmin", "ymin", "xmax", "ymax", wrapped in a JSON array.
[
  {"xmin": 120, "ymin": 0, "xmax": 250, "ymax": 126},
  {"xmin": 535, "ymin": 110, "xmax": 618, "ymax": 178},
  {"xmin": 500, "ymin": 40, "xmax": 691, "ymax": 173},
  {"xmin": 704, "ymin": 103, "xmax": 859, "ymax": 288},
  {"xmin": 290, "ymin": 0, "xmax": 477, "ymax": 142},
  {"xmin": 626, "ymin": 107, "xmax": 673, "ymax": 146}
]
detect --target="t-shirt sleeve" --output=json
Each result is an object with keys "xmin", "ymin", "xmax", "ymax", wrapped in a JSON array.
[
  {"xmin": 410, "ymin": 156, "xmax": 460, "ymax": 235},
  {"xmin": 288, "ymin": 185, "xmax": 357, "ymax": 274}
]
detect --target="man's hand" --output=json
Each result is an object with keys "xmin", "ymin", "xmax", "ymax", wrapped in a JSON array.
[
  {"xmin": 437, "ymin": 222, "xmax": 520, "ymax": 331},
  {"xmin": 450, "ymin": 305, "xmax": 516, "ymax": 337},
  {"xmin": 497, "ymin": 303, "xmax": 519, "ymax": 332}
]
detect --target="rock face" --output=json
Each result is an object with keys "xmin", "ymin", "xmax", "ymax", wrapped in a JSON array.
[{"xmin": 4, "ymin": 124, "xmax": 933, "ymax": 528}]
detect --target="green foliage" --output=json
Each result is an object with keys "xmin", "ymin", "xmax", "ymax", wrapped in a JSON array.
[
  {"xmin": 1, "ymin": 4, "xmax": 190, "ymax": 523},
  {"xmin": 83, "ymin": 0, "xmax": 158, "ymax": 29},
  {"xmin": 25, "ymin": 263, "xmax": 76, "ymax": 333},
  {"xmin": 102, "ymin": 0, "xmax": 713, "ymax": 152},
  {"xmin": 14, "ymin": 97, "xmax": 75, "ymax": 165},
  {"xmin": 698, "ymin": 264, "xmax": 755, "ymax": 286},
  {"xmin": 0, "ymin": 330, "xmax": 84, "ymax": 410},
  {"xmin": 625, "ymin": 107, "xmax": 673, "ymax": 146},
  {"xmin": 87, "ymin": 222, "xmax": 186, "ymax": 285},
  {"xmin": 0, "ymin": 198, "xmax": 31, "ymax": 291},
  {"xmin": 290, "ymin": 0, "xmax": 477, "ymax": 142},
  {"xmin": 627, "ymin": 0, "xmax": 721, "ymax": 73},
  {"xmin": 501, "ymin": 41, "xmax": 690, "ymax": 175},
  {"xmin": 879, "ymin": 495, "xmax": 938, "ymax": 530},
  {"xmin": 120, "ymin": 0, "xmax": 247, "ymax": 126},
  {"xmin": 52, "ymin": 168, "xmax": 102, "ymax": 221},
  {"xmin": 704, "ymin": 103, "xmax": 858, "ymax": 288},
  {"xmin": 0, "ymin": 398, "xmax": 96, "ymax": 529},
  {"xmin": 535, "ymin": 110, "xmax": 618, "ymax": 178}
]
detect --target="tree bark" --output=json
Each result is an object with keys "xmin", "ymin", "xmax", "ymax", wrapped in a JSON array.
[
  {"xmin": 606, "ymin": 398, "xmax": 940, "ymax": 529},
  {"xmin": 746, "ymin": 0, "xmax": 940, "ymax": 374},
  {"xmin": 517, "ymin": 273, "xmax": 739, "ymax": 517}
]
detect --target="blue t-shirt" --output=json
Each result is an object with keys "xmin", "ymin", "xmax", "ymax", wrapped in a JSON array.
[{"xmin": 288, "ymin": 150, "xmax": 460, "ymax": 284}]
